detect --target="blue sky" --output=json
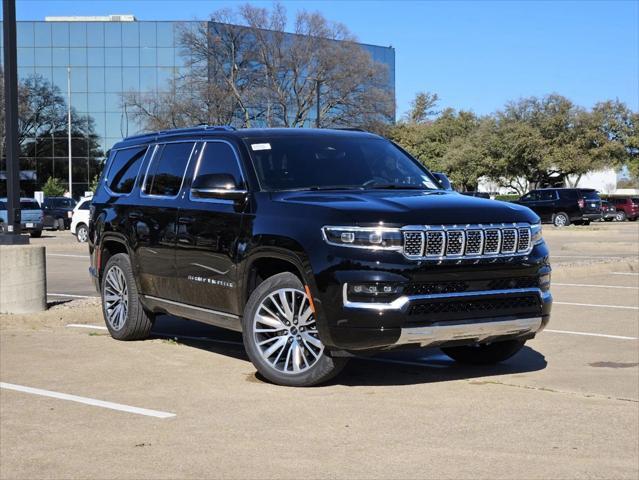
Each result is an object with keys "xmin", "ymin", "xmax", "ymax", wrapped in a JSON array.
[{"xmin": 10, "ymin": 0, "xmax": 639, "ymax": 117}]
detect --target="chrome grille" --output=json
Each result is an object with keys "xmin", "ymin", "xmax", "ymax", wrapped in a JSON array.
[
  {"xmin": 501, "ymin": 228, "xmax": 517, "ymax": 253},
  {"xmin": 517, "ymin": 228, "xmax": 531, "ymax": 252},
  {"xmin": 446, "ymin": 231, "xmax": 465, "ymax": 256},
  {"xmin": 403, "ymin": 232, "xmax": 424, "ymax": 257},
  {"xmin": 484, "ymin": 229, "xmax": 501, "ymax": 254},
  {"xmin": 425, "ymin": 231, "xmax": 445, "ymax": 256},
  {"xmin": 465, "ymin": 230, "xmax": 483, "ymax": 255},
  {"xmin": 401, "ymin": 224, "xmax": 533, "ymax": 260}
]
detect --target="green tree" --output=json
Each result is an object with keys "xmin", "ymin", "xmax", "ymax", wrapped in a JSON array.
[
  {"xmin": 402, "ymin": 91, "xmax": 440, "ymax": 124},
  {"xmin": 42, "ymin": 177, "xmax": 66, "ymax": 197}
]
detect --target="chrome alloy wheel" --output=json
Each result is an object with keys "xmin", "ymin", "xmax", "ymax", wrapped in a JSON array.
[
  {"xmin": 77, "ymin": 226, "xmax": 88, "ymax": 242},
  {"xmin": 253, "ymin": 288, "xmax": 325, "ymax": 375},
  {"xmin": 554, "ymin": 214, "xmax": 567, "ymax": 227},
  {"xmin": 104, "ymin": 265, "xmax": 129, "ymax": 331}
]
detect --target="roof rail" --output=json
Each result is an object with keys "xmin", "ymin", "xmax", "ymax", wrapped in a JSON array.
[{"xmin": 334, "ymin": 127, "xmax": 367, "ymax": 132}]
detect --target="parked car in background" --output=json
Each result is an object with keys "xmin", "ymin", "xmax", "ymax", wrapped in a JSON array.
[
  {"xmin": 70, "ymin": 197, "xmax": 92, "ymax": 243},
  {"xmin": 42, "ymin": 197, "xmax": 76, "ymax": 230},
  {"xmin": 0, "ymin": 198, "xmax": 44, "ymax": 237},
  {"xmin": 600, "ymin": 200, "xmax": 617, "ymax": 222},
  {"xmin": 611, "ymin": 197, "xmax": 639, "ymax": 222},
  {"xmin": 515, "ymin": 188, "xmax": 602, "ymax": 227}
]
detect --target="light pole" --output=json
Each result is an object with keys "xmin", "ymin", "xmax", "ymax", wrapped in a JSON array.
[
  {"xmin": 67, "ymin": 66, "xmax": 73, "ymax": 199},
  {"xmin": 1, "ymin": 0, "xmax": 25, "ymax": 242}
]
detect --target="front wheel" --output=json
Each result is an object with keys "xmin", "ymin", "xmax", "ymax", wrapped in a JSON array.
[
  {"xmin": 76, "ymin": 223, "xmax": 88, "ymax": 243},
  {"xmin": 101, "ymin": 253, "xmax": 154, "ymax": 340},
  {"xmin": 441, "ymin": 339, "xmax": 526, "ymax": 365},
  {"xmin": 242, "ymin": 272, "xmax": 348, "ymax": 387}
]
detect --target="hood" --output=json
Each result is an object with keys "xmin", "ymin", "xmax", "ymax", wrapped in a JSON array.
[{"xmin": 273, "ymin": 190, "xmax": 539, "ymax": 225}]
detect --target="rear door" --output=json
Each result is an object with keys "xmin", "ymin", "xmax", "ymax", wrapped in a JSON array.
[
  {"xmin": 175, "ymin": 140, "xmax": 247, "ymax": 314},
  {"xmin": 132, "ymin": 141, "xmax": 199, "ymax": 301}
]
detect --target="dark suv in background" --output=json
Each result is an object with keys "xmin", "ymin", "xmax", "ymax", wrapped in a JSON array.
[
  {"xmin": 89, "ymin": 126, "xmax": 552, "ymax": 387},
  {"xmin": 42, "ymin": 196, "xmax": 76, "ymax": 230},
  {"xmin": 515, "ymin": 188, "xmax": 602, "ymax": 227}
]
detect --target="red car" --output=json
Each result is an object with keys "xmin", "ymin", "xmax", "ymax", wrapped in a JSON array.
[{"xmin": 612, "ymin": 197, "xmax": 639, "ymax": 221}]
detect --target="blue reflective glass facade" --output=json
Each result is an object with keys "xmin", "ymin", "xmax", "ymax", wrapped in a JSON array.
[{"xmin": 2, "ymin": 20, "xmax": 395, "ymax": 196}]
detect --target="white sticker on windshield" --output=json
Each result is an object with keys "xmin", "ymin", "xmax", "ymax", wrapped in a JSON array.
[{"xmin": 251, "ymin": 143, "xmax": 271, "ymax": 151}]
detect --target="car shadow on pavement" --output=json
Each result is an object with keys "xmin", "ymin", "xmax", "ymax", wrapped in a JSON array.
[{"xmin": 150, "ymin": 315, "xmax": 547, "ymax": 387}]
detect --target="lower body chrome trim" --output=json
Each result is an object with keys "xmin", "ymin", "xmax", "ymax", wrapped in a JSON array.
[
  {"xmin": 395, "ymin": 316, "xmax": 543, "ymax": 347},
  {"xmin": 343, "ymin": 285, "xmax": 548, "ymax": 311},
  {"xmin": 142, "ymin": 295, "xmax": 242, "ymax": 332}
]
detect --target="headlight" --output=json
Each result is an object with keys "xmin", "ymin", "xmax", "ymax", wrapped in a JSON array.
[
  {"xmin": 322, "ymin": 226, "xmax": 402, "ymax": 250},
  {"xmin": 531, "ymin": 223, "xmax": 543, "ymax": 245}
]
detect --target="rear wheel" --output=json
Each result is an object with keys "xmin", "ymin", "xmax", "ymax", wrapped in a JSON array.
[
  {"xmin": 101, "ymin": 253, "xmax": 154, "ymax": 340},
  {"xmin": 552, "ymin": 212, "xmax": 570, "ymax": 227},
  {"xmin": 242, "ymin": 272, "xmax": 348, "ymax": 387},
  {"xmin": 615, "ymin": 211, "xmax": 626, "ymax": 222},
  {"xmin": 441, "ymin": 339, "xmax": 526, "ymax": 365},
  {"xmin": 76, "ymin": 223, "xmax": 88, "ymax": 243}
]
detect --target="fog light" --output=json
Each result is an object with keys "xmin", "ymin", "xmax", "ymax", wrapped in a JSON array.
[{"xmin": 346, "ymin": 283, "xmax": 403, "ymax": 302}]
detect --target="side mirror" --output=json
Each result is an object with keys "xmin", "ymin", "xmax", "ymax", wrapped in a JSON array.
[
  {"xmin": 191, "ymin": 173, "xmax": 247, "ymax": 201},
  {"xmin": 433, "ymin": 172, "xmax": 453, "ymax": 191}
]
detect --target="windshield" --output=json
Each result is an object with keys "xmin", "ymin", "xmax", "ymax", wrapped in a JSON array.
[{"xmin": 245, "ymin": 136, "xmax": 438, "ymax": 191}]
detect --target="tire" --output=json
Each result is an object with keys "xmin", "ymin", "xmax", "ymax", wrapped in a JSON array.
[
  {"xmin": 441, "ymin": 339, "xmax": 526, "ymax": 365},
  {"xmin": 242, "ymin": 272, "xmax": 348, "ymax": 387},
  {"xmin": 30, "ymin": 230, "xmax": 42, "ymax": 238},
  {"xmin": 101, "ymin": 253, "xmax": 154, "ymax": 341},
  {"xmin": 615, "ymin": 211, "xmax": 626, "ymax": 222},
  {"xmin": 582, "ymin": 220, "xmax": 590, "ymax": 226},
  {"xmin": 552, "ymin": 212, "xmax": 570, "ymax": 227},
  {"xmin": 629, "ymin": 217, "xmax": 638, "ymax": 222},
  {"xmin": 76, "ymin": 223, "xmax": 88, "ymax": 243}
]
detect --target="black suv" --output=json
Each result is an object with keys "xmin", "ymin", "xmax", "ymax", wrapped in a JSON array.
[
  {"xmin": 89, "ymin": 127, "xmax": 552, "ymax": 387},
  {"xmin": 42, "ymin": 196, "xmax": 76, "ymax": 230},
  {"xmin": 515, "ymin": 188, "xmax": 602, "ymax": 227}
]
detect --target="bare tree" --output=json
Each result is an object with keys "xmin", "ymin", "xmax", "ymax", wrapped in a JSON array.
[{"xmin": 124, "ymin": 3, "xmax": 394, "ymax": 132}]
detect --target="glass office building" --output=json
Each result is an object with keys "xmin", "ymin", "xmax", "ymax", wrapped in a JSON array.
[{"xmin": 0, "ymin": 17, "xmax": 395, "ymax": 196}]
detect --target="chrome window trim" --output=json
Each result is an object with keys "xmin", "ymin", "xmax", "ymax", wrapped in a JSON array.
[
  {"xmin": 321, "ymin": 226, "xmax": 404, "ymax": 252},
  {"xmin": 343, "ymin": 284, "xmax": 548, "ymax": 311},
  {"xmin": 103, "ymin": 144, "xmax": 151, "ymax": 198},
  {"xmin": 188, "ymin": 139, "xmax": 248, "ymax": 205},
  {"xmin": 140, "ymin": 140, "xmax": 198, "ymax": 200}
]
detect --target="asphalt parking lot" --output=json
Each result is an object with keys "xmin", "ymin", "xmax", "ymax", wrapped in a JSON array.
[{"xmin": 1, "ymin": 222, "xmax": 638, "ymax": 479}]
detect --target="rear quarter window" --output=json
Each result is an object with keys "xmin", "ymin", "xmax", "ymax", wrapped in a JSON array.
[{"xmin": 106, "ymin": 146, "xmax": 148, "ymax": 194}]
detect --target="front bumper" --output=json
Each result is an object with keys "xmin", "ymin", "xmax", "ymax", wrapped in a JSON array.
[{"xmin": 311, "ymin": 242, "xmax": 552, "ymax": 352}]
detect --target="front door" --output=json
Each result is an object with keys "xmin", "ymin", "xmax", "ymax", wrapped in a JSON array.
[
  {"xmin": 175, "ymin": 140, "xmax": 247, "ymax": 314},
  {"xmin": 133, "ymin": 141, "xmax": 198, "ymax": 301}
]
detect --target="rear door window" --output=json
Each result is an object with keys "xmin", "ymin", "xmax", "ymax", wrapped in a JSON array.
[
  {"xmin": 106, "ymin": 146, "xmax": 148, "ymax": 194},
  {"xmin": 539, "ymin": 190, "xmax": 556, "ymax": 201},
  {"xmin": 144, "ymin": 142, "xmax": 195, "ymax": 197}
]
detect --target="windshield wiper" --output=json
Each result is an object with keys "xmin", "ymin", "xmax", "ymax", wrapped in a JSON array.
[{"xmin": 362, "ymin": 183, "xmax": 429, "ymax": 190}]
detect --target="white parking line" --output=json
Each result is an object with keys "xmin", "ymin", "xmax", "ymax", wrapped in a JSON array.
[
  {"xmin": 554, "ymin": 301, "xmax": 639, "ymax": 310},
  {"xmin": 553, "ymin": 283, "xmax": 639, "ymax": 290},
  {"xmin": 46, "ymin": 254, "xmax": 88, "ymax": 258},
  {"xmin": 66, "ymin": 324, "xmax": 107, "ymax": 330},
  {"xmin": 48, "ymin": 293, "xmax": 93, "ymax": 299},
  {"xmin": 0, "ymin": 382, "xmax": 175, "ymax": 419},
  {"xmin": 611, "ymin": 272, "xmax": 639, "ymax": 276},
  {"xmin": 545, "ymin": 329, "xmax": 638, "ymax": 341}
]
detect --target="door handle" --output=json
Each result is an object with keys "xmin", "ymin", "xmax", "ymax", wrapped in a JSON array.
[
  {"xmin": 128, "ymin": 211, "xmax": 142, "ymax": 220},
  {"xmin": 178, "ymin": 216, "xmax": 195, "ymax": 225}
]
